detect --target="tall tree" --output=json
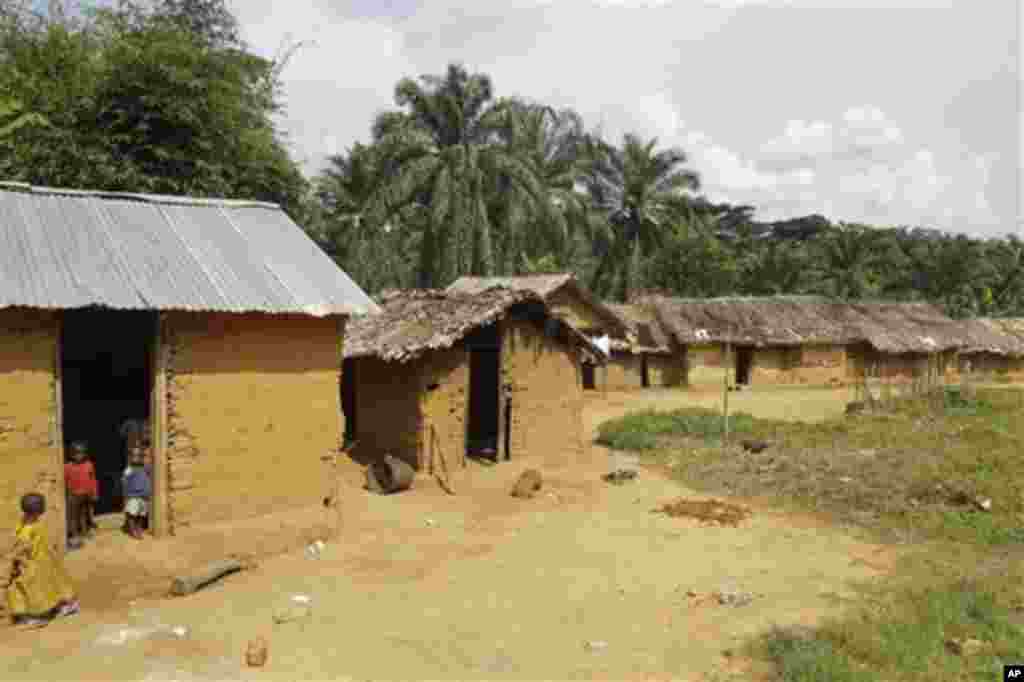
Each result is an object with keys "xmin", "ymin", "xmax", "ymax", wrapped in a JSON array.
[
  {"xmin": 488, "ymin": 99, "xmax": 591, "ymax": 274},
  {"xmin": 0, "ymin": 0, "xmax": 308, "ymax": 215},
  {"xmin": 366, "ymin": 64, "xmax": 544, "ymax": 287},
  {"xmin": 581, "ymin": 133, "xmax": 700, "ymax": 302}
]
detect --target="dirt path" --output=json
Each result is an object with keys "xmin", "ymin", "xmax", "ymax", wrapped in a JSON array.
[{"xmin": 0, "ymin": 389, "xmax": 890, "ymax": 681}]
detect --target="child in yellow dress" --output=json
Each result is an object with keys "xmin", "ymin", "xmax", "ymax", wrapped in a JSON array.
[{"xmin": 4, "ymin": 493, "xmax": 80, "ymax": 627}]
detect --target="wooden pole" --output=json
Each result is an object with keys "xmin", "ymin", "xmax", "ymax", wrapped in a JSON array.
[{"xmin": 723, "ymin": 338, "xmax": 731, "ymax": 448}]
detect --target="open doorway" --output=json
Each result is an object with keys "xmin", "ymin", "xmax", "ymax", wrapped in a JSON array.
[
  {"xmin": 465, "ymin": 324, "xmax": 501, "ymax": 461},
  {"xmin": 581, "ymin": 362, "xmax": 596, "ymax": 390},
  {"xmin": 60, "ymin": 308, "xmax": 156, "ymax": 518},
  {"xmin": 641, "ymin": 354, "xmax": 650, "ymax": 388},
  {"xmin": 341, "ymin": 358, "xmax": 357, "ymax": 446},
  {"xmin": 735, "ymin": 346, "xmax": 754, "ymax": 386}
]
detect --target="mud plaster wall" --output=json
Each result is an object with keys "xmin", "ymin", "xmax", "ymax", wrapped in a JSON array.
[
  {"xmin": 164, "ymin": 313, "xmax": 343, "ymax": 533},
  {"xmin": 348, "ymin": 356, "xmax": 423, "ymax": 469},
  {"xmin": 0, "ymin": 309, "xmax": 63, "ymax": 558},
  {"xmin": 420, "ymin": 348, "xmax": 469, "ymax": 473},
  {"xmin": 847, "ymin": 348, "xmax": 939, "ymax": 382},
  {"xmin": 751, "ymin": 345, "xmax": 847, "ymax": 385},
  {"xmin": 958, "ymin": 353, "xmax": 1024, "ymax": 380},
  {"xmin": 502, "ymin": 318, "xmax": 584, "ymax": 468},
  {"xmin": 646, "ymin": 352, "xmax": 686, "ymax": 387},
  {"xmin": 687, "ymin": 343, "xmax": 727, "ymax": 387},
  {"xmin": 605, "ymin": 352, "xmax": 641, "ymax": 390}
]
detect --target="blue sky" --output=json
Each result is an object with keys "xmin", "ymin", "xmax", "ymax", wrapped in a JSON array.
[{"xmin": 35, "ymin": 0, "xmax": 1023, "ymax": 238}]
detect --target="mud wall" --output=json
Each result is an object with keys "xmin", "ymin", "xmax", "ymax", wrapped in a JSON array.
[
  {"xmin": 501, "ymin": 318, "xmax": 584, "ymax": 468},
  {"xmin": 687, "ymin": 343, "xmax": 727, "ymax": 387},
  {"xmin": 420, "ymin": 349, "xmax": 470, "ymax": 473},
  {"xmin": 348, "ymin": 356, "xmax": 423, "ymax": 470},
  {"xmin": 646, "ymin": 352, "xmax": 686, "ymax": 387},
  {"xmin": 751, "ymin": 345, "xmax": 847, "ymax": 385},
  {"xmin": 605, "ymin": 352, "xmax": 641, "ymax": 390},
  {"xmin": 163, "ymin": 313, "xmax": 343, "ymax": 533},
  {"xmin": 0, "ymin": 309, "xmax": 63, "ymax": 556}
]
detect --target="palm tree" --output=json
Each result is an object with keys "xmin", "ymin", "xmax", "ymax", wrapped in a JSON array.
[
  {"xmin": 580, "ymin": 133, "xmax": 700, "ymax": 302},
  {"xmin": 365, "ymin": 64, "xmax": 544, "ymax": 287},
  {"xmin": 806, "ymin": 223, "xmax": 889, "ymax": 300},
  {"xmin": 488, "ymin": 99, "xmax": 591, "ymax": 273}
]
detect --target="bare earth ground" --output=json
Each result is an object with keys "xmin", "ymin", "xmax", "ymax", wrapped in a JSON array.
[{"xmin": 0, "ymin": 387, "xmax": 893, "ymax": 681}]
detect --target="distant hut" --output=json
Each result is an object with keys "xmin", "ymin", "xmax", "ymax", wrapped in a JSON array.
[
  {"xmin": 603, "ymin": 302, "xmax": 685, "ymax": 389},
  {"xmin": 341, "ymin": 288, "xmax": 602, "ymax": 472},
  {"xmin": 446, "ymin": 274, "xmax": 633, "ymax": 391},
  {"xmin": 651, "ymin": 296, "xmax": 856, "ymax": 387},
  {"xmin": 841, "ymin": 302, "xmax": 965, "ymax": 382},
  {"xmin": 956, "ymin": 318, "xmax": 1024, "ymax": 380},
  {"xmin": 650, "ymin": 296, "xmax": 964, "ymax": 387},
  {"xmin": 0, "ymin": 183, "xmax": 377, "ymax": 547}
]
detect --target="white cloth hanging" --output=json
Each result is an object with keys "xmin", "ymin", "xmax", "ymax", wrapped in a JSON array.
[{"xmin": 592, "ymin": 335, "xmax": 611, "ymax": 357}]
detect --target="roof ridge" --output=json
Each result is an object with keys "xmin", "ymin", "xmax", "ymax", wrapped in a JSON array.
[{"xmin": 0, "ymin": 182, "xmax": 281, "ymax": 210}]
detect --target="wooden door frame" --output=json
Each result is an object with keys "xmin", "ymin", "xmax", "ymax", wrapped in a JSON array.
[{"xmin": 150, "ymin": 313, "xmax": 169, "ymax": 537}]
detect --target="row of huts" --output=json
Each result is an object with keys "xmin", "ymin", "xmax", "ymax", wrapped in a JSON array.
[{"xmin": 1, "ymin": 183, "xmax": 1022, "ymax": 557}]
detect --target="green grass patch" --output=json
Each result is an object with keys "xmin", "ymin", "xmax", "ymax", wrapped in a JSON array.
[
  {"xmin": 754, "ymin": 572, "xmax": 1024, "ymax": 682},
  {"xmin": 595, "ymin": 407, "xmax": 756, "ymax": 451}
]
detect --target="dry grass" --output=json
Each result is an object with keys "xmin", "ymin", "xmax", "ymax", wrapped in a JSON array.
[{"xmin": 596, "ymin": 384, "xmax": 1024, "ymax": 682}]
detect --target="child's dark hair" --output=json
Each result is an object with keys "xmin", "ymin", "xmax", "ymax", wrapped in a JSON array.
[{"xmin": 20, "ymin": 492, "xmax": 45, "ymax": 516}]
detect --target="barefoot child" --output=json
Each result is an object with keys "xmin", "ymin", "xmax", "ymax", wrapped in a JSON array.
[
  {"xmin": 4, "ymin": 493, "xmax": 80, "ymax": 627},
  {"xmin": 64, "ymin": 442, "xmax": 98, "ymax": 547},
  {"xmin": 122, "ymin": 446, "xmax": 151, "ymax": 540}
]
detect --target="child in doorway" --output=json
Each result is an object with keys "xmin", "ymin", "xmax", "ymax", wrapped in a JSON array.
[
  {"xmin": 5, "ymin": 493, "xmax": 80, "ymax": 627},
  {"xmin": 64, "ymin": 441, "xmax": 99, "ymax": 548},
  {"xmin": 122, "ymin": 446, "xmax": 151, "ymax": 540}
]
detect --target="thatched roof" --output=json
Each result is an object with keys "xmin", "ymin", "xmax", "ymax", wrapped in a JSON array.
[
  {"xmin": 650, "ymin": 296, "xmax": 966, "ymax": 354},
  {"xmin": 605, "ymin": 303, "xmax": 672, "ymax": 354},
  {"xmin": 446, "ymin": 273, "xmax": 633, "ymax": 341},
  {"xmin": 958, "ymin": 318, "xmax": 1024, "ymax": 357},
  {"xmin": 343, "ymin": 287, "xmax": 602, "ymax": 363}
]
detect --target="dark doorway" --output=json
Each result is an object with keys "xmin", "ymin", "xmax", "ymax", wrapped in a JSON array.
[
  {"xmin": 581, "ymin": 363, "xmax": 596, "ymax": 390},
  {"xmin": 341, "ymin": 358, "xmax": 357, "ymax": 445},
  {"xmin": 465, "ymin": 324, "xmax": 501, "ymax": 460},
  {"xmin": 61, "ymin": 308, "xmax": 156, "ymax": 516},
  {"xmin": 735, "ymin": 346, "xmax": 754, "ymax": 386},
  {"xmin": 641, "ymin": 354, "xmax": 650, "ymax": 388}
]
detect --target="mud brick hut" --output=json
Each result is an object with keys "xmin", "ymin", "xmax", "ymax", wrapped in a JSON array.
[
  {"xmin": 341, "ymin": 288, "xmax": 602, "ymax": 472},
  {"xmin": 603, "ymin": 302, "xmax": 685, "ymax": 389},
  {"xmin": 955, "ymin": 318, "xmax": 1024, "ymax": 380},
  {"xmin": 446, "ymin": 273, "xmax": 633, "ymax": 391},
  {"xmin": 840, "ymin": 302, "xmax": 965, "ymax": 382},
  {"xmin": 0, "ymin": 183, "xmax": 377, "ymax": 550},
  {"xmin": 650, "ymin": 296, "xmax": 964, "ymax": 387}
]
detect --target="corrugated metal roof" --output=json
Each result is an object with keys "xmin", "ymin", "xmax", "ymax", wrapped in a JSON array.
[{"xmin": 0, "ymin": 184, "xmax": 378, "ymax": 316}]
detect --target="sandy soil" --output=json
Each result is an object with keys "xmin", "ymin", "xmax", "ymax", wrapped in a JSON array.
[{"xmin": 0, "ymin": 388, "xmax": 892, "ymax": 681}]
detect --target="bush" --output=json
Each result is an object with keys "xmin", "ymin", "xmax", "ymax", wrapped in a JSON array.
[{"xmin": 595, "ymin": 407, "xmax": 756, "ymax": 451}]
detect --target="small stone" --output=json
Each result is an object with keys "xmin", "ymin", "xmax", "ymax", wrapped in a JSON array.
[
  {"xmin": 584, "ymin": 640, "xmax": 609, "ymax": 652},
  {"xmin": 839, "ymin": 476, "xmax": 853, "ymax": 484},
  {"xmin": 945, "ymin": 637, "xmax": 985, "ymax": 656},
  {"xmin": 722, "ymin": 648, "xmax": 733, "ymax": 658},
  {"xmin": 246, "ymin": 637, "xmax": 268, "ymax": 667},
  {"xmin": 975, "ymin": 497, "xmax": 992, "ymax": 512},
  {"xmin": 425, "ymin": 519, "xmax": 437, "ymax": 527},
  {"xmin": 685, "ymin": 589, "xmax": 698, "ymax": 598}
]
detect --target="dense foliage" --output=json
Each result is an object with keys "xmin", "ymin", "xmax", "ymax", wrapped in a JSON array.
[{"xmin": 1, "ymin": 2, "xmax": 1019, "ymax": 316}]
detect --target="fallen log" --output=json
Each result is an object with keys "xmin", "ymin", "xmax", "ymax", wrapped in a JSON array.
[{"xmin": 170, "ymin": 558, "xmax": 244, "ymax": 596}]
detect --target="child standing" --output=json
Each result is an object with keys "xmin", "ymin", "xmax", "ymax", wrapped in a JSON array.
[
  {"xmin": 4, "ymin": 493, "xmax": 80, "ymax": 627},
  {"xmin": 122, "ymin": 446, "xmax": 151, "ymax": 540},
  {"xmin": 64, "ymin": 442, "xmax": 99, "ymax": 547}
]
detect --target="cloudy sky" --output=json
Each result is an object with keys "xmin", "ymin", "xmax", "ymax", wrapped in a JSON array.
[{"xmin": 230, "ymin": 0, "xmax": 1018, "ymax": 238}]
